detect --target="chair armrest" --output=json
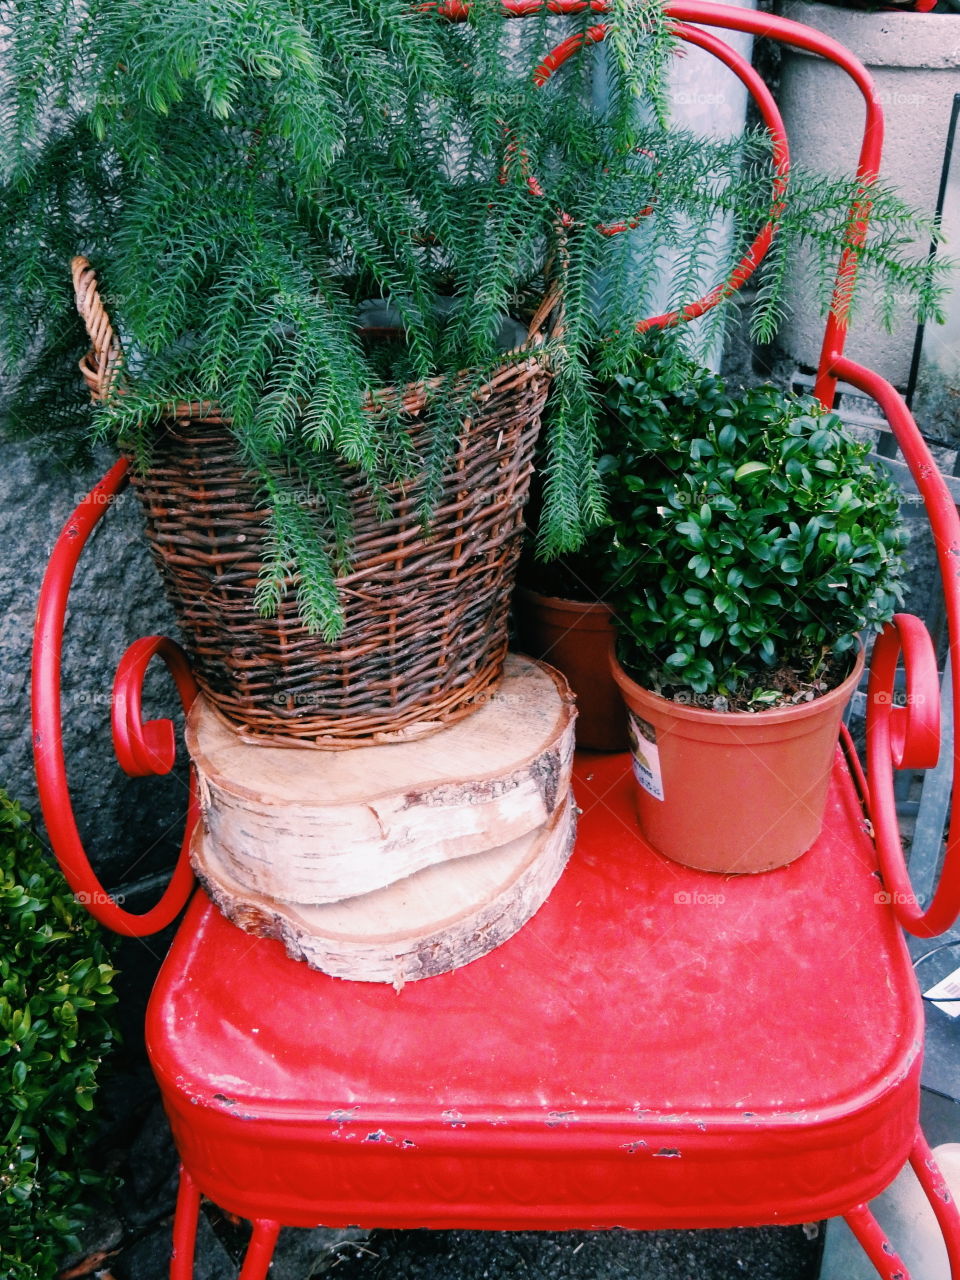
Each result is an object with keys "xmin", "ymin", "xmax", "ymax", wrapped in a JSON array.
[
  {"xmin": 833, "ymin": 356, "xmax": 960, "ymax": 937},
  {"xmin": 31, "ymin": 459, "xmax": 199, "ymax": 935}
]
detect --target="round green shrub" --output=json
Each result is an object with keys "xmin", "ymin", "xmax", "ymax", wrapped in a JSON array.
[
  {"xmin": 600, "ymin": 352, "xmax": 906, "ymax": 707},
  {"xmin": 0, "ymin": 793, "xmax": 119, "ymax": 1280}
]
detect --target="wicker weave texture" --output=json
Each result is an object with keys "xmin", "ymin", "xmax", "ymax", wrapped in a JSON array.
[{"xmin": 71, "ymin": 258, "xmax": 552, "ymax": 746}]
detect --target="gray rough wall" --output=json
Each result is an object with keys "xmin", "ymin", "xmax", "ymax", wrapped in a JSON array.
[{"xmin": 1, "ymin": 433, "xmax": 189, "ymax": 891}]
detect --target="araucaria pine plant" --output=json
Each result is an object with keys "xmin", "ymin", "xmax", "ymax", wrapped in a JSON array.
[{"xmin": 0, "ymin": 0, "xmax": 943, "ymax": 635}]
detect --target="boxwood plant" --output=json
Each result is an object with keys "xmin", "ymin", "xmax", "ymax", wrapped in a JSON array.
[
  {"xmin": 599, "ymin": 350, "xmax": 906, "ymax": 711},
  {"xmin": 0, "ymin": 792, "xmax": 118, "ymax": 1280}
]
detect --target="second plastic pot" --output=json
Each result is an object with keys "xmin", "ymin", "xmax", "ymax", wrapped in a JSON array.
[
  {"xmin": 610, "ymin": 648, "xmax": 865, "ymax": 873},
  {"xmin": 515, "ymin": 589, "xmax": 629, "ymax": 752}
]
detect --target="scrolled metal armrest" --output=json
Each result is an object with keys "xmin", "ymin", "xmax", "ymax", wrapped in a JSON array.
[
  {"xmin": 868, "ymin": 616, "xmax": 941, "ymax": 773},
  {"xmin": 113, "ymin": 636, "xmax": 196, "ymax": 777},
  {"xmin": 32, "ymin": 460, "xmax": 199, "ymax": 935},
  {"xmin": 833, "ymin": 357, "xmax": 960, "ymax": 937},
  {"xmin": 867, "ymin": 616, "xmax": 943, "ymax": 930}
]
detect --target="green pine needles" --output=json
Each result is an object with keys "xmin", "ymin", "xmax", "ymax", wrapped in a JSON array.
[{"xmin": 0, "ymin": 0, "xmax": 947, "ymax": 635}]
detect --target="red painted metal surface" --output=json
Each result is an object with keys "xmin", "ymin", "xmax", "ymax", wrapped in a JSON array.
[
  {"xmin": 148, "ymin": 754, "xmax": 923, "ymax": 1232},
  {"xmin": 31, "ymin": 460, "xmax": 199, "ymax": 935},
  {"xmin": 477, "ymin": 4, "xmax": 793, "ymax": 328},
  {"xmin": 868, "ymin": 615, "xmax": 941, "ymax": 774},
  {"xmin": 636, "ymin": 20, "xmax": 789, "ymax": 331},
  {"xmin": 112, "ymin": 636, "xmax": 197, "ymax": 778},
  {"xmin": 172, "ymin": 1169, "xmax": 280, "ymax": 1280},
  {"xmin": 834, "ymin": 357, "xmax": 960, "ymax": 937},
  {"xmin": 526, "ymin": 16, "xmax": 788, "ymax": 268},
  {"xmin": 845, "ymin": 1131, "xmax": 960, "ymax": 1280},
  {"xmin": 501, "ymin": 0, "xmax": 960, "ymax": 937},
  {"xmin": 845, "ymin": 1202, "xmax": 914, "ymax": 1280},
  {"xmin": 443, "ymin": 0, "xmax": 874, "ymax": 370},
  {"xmin": 640, "ymin": 1, "xmax": 881, "ymax": 400}
]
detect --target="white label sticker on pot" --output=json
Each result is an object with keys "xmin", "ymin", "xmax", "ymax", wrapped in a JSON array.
[{"xmin": 628, "ymin": 713, "xmax": 664, "ymax": 801}]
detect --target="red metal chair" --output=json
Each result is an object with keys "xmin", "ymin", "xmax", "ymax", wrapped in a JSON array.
[{"xmin": 32, "ymin": 5, "xmax": 960, "ymax": 1278}]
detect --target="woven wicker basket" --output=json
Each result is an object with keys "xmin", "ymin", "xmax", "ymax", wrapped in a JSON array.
[{"xmin": 72, "ymin": 257, "xmax": 555, "ymax": 746}]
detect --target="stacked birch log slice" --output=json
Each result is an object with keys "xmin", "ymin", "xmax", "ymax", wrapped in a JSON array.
[{"xmin": 187, "ymin": 654, "xmax": 578, "ymax": 984}]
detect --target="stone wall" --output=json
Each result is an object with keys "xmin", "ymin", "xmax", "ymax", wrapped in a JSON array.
[
  {"xmin": 775, "ymin": 1, "xmax": 960, "ymax": 388},
  {"xmin": 1, "ymin": 434, "xmax": 189, "ymax": 892}
]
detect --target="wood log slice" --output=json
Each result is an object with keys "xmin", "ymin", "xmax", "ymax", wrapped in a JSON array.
[
  {"xmin": 186, "ymin": 654, "xmax": 576, "ymax": 904},
  {"xmin": 191, "ymin": 793, "xmax": 577, "ymax": 984}
]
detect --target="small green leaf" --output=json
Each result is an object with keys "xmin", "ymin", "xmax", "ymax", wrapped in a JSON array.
[
  {"xmin": 675, "ymin": 520, "xmax": 704, "ymax": 549},
  {"xmin": 734, "ymin": 461, "xmax": 769, "ymax": 481},
  {"xmin": 689, "ymin": 555, "xmax": 711, "ymax": 579},
  {"xmin": 718, "ymin": 423, "xmax": 737, "ymax": 451}
]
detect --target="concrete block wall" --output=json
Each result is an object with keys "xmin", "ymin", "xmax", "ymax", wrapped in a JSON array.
[{"xmin": 775, "ymin": 1, "xmax": 960, "ymax": 387}]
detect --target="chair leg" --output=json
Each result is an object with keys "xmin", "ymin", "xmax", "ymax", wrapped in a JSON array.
[
  {"xmin": 170, "ymin": 1166, "xmax": 279, "ymax": 1280},
  {"xmin": 910, "ymin": 1128, "xmax": 960, "ymax": 1280},
  {"xmin": 843, "ymin": 1127, "xmax": 960, "ymax": 1280},
  {"xmin": 170, "ymin": 1166, "xmax": 201, "ymax": 1280},
  {"xmin": 844, "ymin": 1203, "xmax": 912, "ymax": 1279},
  {"xmin": 237, "ymin": 1220, "xmax": 281, "ymax": 1280}
]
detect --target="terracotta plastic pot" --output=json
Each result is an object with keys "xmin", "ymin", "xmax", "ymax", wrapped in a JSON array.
[
  {"xmin": 515, "ymin": 589, "xmax": 629, "ymax": 752},
  {"xmin": 610, "ymin": 648, "xmax": 865, "ymax": 873}
]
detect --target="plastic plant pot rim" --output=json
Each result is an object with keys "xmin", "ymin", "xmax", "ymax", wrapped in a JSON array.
[
  {"xmin": 517, "ymin": 587, "xmax": 615, "ymax": 624},
  {"xmin": 609, "ymin": 643, "xmax": 866, "ymax": 730}
]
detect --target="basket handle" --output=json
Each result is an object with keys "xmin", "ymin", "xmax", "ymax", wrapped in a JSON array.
[
  {"xmin": 525, "ymin": 282, "xmax": 563, "ymax": 346},
  {"xmin": 71, "ymin": 256, "xmax": 123, "ymax": 402},
  {"xmin": 73, "ymin": 253, "xmax": 558, "ymax": 374}
]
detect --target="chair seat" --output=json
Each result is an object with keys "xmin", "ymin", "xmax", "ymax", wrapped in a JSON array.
[{"xmin": 148, "ymin": 751, "xmax": 922, "ymax": 1233}]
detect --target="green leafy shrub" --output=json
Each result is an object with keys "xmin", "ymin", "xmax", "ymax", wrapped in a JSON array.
[
  {"xmin": 0, "ymin": 793, "xmax": 119, "ymax": 1280},
  {"xmin": 600, "ymin": 352, "xmax": 906, "ymax": 707}
]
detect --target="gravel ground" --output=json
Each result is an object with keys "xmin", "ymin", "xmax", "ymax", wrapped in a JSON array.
[{"xmin": 321, "ymin": 1224, "xmax": 821, "ymax": 1280}]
